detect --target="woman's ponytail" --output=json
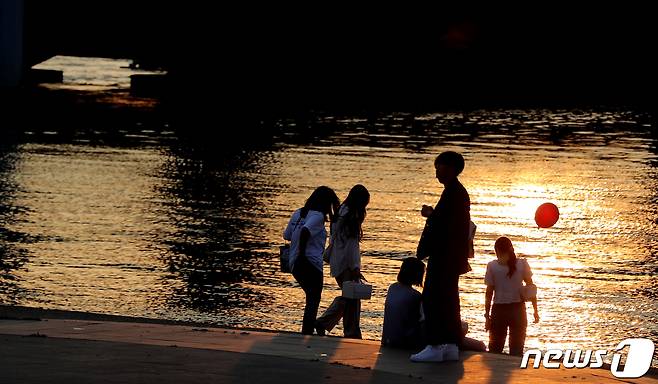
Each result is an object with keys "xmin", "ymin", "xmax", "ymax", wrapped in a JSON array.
[{"xmin": 494, "ymin": 236, "xmax": 517, "ymax": 278}]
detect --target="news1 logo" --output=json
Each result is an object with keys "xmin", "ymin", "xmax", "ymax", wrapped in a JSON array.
[{"xmin": 520, "ymin": 338, "xmax": 655, "ymax": 378}]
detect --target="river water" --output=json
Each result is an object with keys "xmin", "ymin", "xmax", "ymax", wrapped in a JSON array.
[{"xmin": 2, "ymin": 56, "xmax": 656, "ymax": 366}]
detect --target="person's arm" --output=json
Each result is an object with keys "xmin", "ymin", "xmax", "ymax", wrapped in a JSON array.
[
  {"xmin": 283, "ymin": 212, "xmax": 298, "ymax": 240},
  {"xmin": 483, "ymin": 261, "xmax": 495, "ymax": 330},
  {"xmin": 298, "ymin": 227, "xmax": 310, "ymax": 258},
  {"xmin": 524, "ymin": 267, "xmax": 539, "ymax": 323},
  {"xmin": 417, "ymin": 195, "xmax": 441, "ymax": 260},
  {"xmin": 468, "ymin": 221, "xmax": 476, "ymax": 258},
  {"xmin": 283, "ymin": 224, "xmax": 292, "ymax": 241},
  {"xmin": 531, "ymin": 296, "xmax": 539, "ymax": 323},
  {"xmin": 339, "ymin": 211, "xmax": 363, "ymax": 281},
  {"xmin": 416, "ymin": 218, "xmax": 429, "ymax": 261},
  {"xmin": 416, "ymin": 208, "xmax": 437, "ymax": 261},
  {"xmin": 485, "ymin": 285, "xmax": 494, "ymax": 331},
  {"xmin": 524, "ymin": 276, "xmax": 540, "ymax": 323}
]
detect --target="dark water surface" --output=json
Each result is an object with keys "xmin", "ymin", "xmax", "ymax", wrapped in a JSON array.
[{"xmin": 1, "ymin": 108, "xmax": 656, "ymax": 366}]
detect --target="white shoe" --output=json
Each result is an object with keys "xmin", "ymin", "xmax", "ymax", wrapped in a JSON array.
[
  {"xmin": 443, "ymin": 343, "xmax": 460, "ymax": 361},
  {"xmin": 410, "ymin": 345, "xmax": 444, "ymax": 362}
]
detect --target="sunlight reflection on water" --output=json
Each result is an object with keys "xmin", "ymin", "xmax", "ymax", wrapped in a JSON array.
[{"xmin": 0, "ymin": 108, "xmax": 656, "ymax": 366}]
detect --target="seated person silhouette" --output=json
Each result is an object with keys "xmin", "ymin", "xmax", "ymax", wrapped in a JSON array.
[{"xmin": 382, "ymin": 257, "xmax": 486, "ymax": 352}]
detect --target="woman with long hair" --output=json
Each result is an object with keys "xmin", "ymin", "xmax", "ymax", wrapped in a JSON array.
[
  {"xmin": 315, "ymin": 184, "xmax": 370, "ymax": 338},
  {"xmin": 484, "ymin": 236, "xmax": 539, "ymax": 355},
  {"xmin": 283, "ymin": 186, "xmax": 340, "ymax": 335}
]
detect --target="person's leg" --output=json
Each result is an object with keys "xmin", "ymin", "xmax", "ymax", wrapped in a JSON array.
[
  {"xmin": 293, "ymin": 258, "xmax": 323, "ymax": 335},
  {"xmin": 421, "ymin": 274, "xmax": 441, "ymax": 345},
  {"xmin": 423, "ymin": 274, "xmax": 462, "ymax": 345},
  {"xmin": 508, "ymin": 303, "xmax": 528, "ymax": 356},
  {"xmin": 438, "ymin": 274, "xmax": 462, "ymax": 360},
  {"xmin": 292, "ymin": 261, "xmax": 308, "ymax": 334},
  {"xmin": 488, "ymin": 304, "xmax": 508, "ymax": 353},
  {"xmin": 342, "ymin": 298, "xmax": 362, "ymax": 339},
  {"xmin": 412, "ymin": 274, "xmax": 452, "ymax": 362},
  {"xmin": 315, "ymin": 296, "xmax": 346, "ymax": 333},
  {"xmin": 442, "ymin": 274, "xmax": 463, "ymax": 346},
  {"xmin": 316, "ymin": 272, "xmax": 348, "ymax": 334},
  {"xmin": 461, "ymin": 337, "xmax": 487, "ymax": 352},
  {"xmin": 303, "ymin": 265, "xmax": 323, "ymax": 335},
  {"xmin": 416, "ymin": 321, "xmax": 427, "ymax": 350}
]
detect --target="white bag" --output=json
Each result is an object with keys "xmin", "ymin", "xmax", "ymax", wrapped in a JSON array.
[
  {"xmin": 521, "ymin": 283, "xmax": 537, "ymax": 301},
  {"xmin": 342, "ymin": 281, "xmax": 372, "ymax": 300}
]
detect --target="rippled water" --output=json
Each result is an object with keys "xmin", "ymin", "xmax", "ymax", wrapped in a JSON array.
[{"xmin": 1, "ymin": 109, "xmax": 656, "ymax": 366}]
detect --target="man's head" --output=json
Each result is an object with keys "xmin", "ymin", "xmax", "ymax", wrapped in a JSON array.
[{"xmin": 434, "ymin": 151, "xmax": 465, "ymax": 184}]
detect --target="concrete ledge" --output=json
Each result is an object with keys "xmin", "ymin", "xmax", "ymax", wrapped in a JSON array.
[{"xmin": 0, "ymin": 306, "xmax": 656, "ymax": 383}]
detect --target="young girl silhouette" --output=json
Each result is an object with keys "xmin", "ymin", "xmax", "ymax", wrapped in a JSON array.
[{"xmin": 484, "ymin": 236, "xmax": 539, "ymax": 356}]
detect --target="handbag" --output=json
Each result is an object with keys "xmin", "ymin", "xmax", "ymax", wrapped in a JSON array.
[
  {"xmin": 342, "ymin": 280, "xmax": 372, "ymax": 300},
  {"xmin": 521, "ymin": 283, "xmax": 537, "ymax": 301},
  {"xmin": 279, "ymin": 245, "xmax": 291, "ymax": 273}
]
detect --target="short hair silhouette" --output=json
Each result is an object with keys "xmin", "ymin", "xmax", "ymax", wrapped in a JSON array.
[
  {"xmin": 397, "ymin": 257, "xmax": 426, "ymax": 286},
  {"xmin": 435, "ymin": 151, "xmax": 465, "ymax": 175}
]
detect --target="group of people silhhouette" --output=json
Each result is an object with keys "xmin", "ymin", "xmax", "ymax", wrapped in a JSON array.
[{"xmin": 283, "ymin": 151, "xmax": 540, "ymax": 362}]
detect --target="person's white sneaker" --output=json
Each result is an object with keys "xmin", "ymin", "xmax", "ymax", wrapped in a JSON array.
[
  {"xmin": 443, "ymin": 343, "xmax": 460, "ymax": 361},
  {"xmin": 410, "ymin": 345, "xmax": 444, "ymax": 362}
]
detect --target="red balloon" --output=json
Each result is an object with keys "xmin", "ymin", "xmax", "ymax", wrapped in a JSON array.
[{"xmin": 535, "ymin": 203, "xmax": 559, "ymax": 228}]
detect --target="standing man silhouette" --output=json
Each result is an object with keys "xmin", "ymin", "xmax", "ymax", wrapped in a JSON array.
[{"xmin": 411, "ymin": 151, "xmax": 471, "ymax": 362}]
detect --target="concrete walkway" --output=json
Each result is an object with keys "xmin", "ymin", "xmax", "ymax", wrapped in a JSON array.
[{"xmin": 0, "ymin": 312, "xmax": 656, "ymax": 383}]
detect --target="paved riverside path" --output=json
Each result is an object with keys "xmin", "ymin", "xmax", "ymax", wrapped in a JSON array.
[{"xmin": 0, "ymin": 314, "xmax": 656, "ymax": 383}]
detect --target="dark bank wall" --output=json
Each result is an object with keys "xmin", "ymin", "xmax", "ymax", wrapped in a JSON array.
[{"xmin": 23, "ymin": 3, "xmax": 654, "ymax": 111}]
